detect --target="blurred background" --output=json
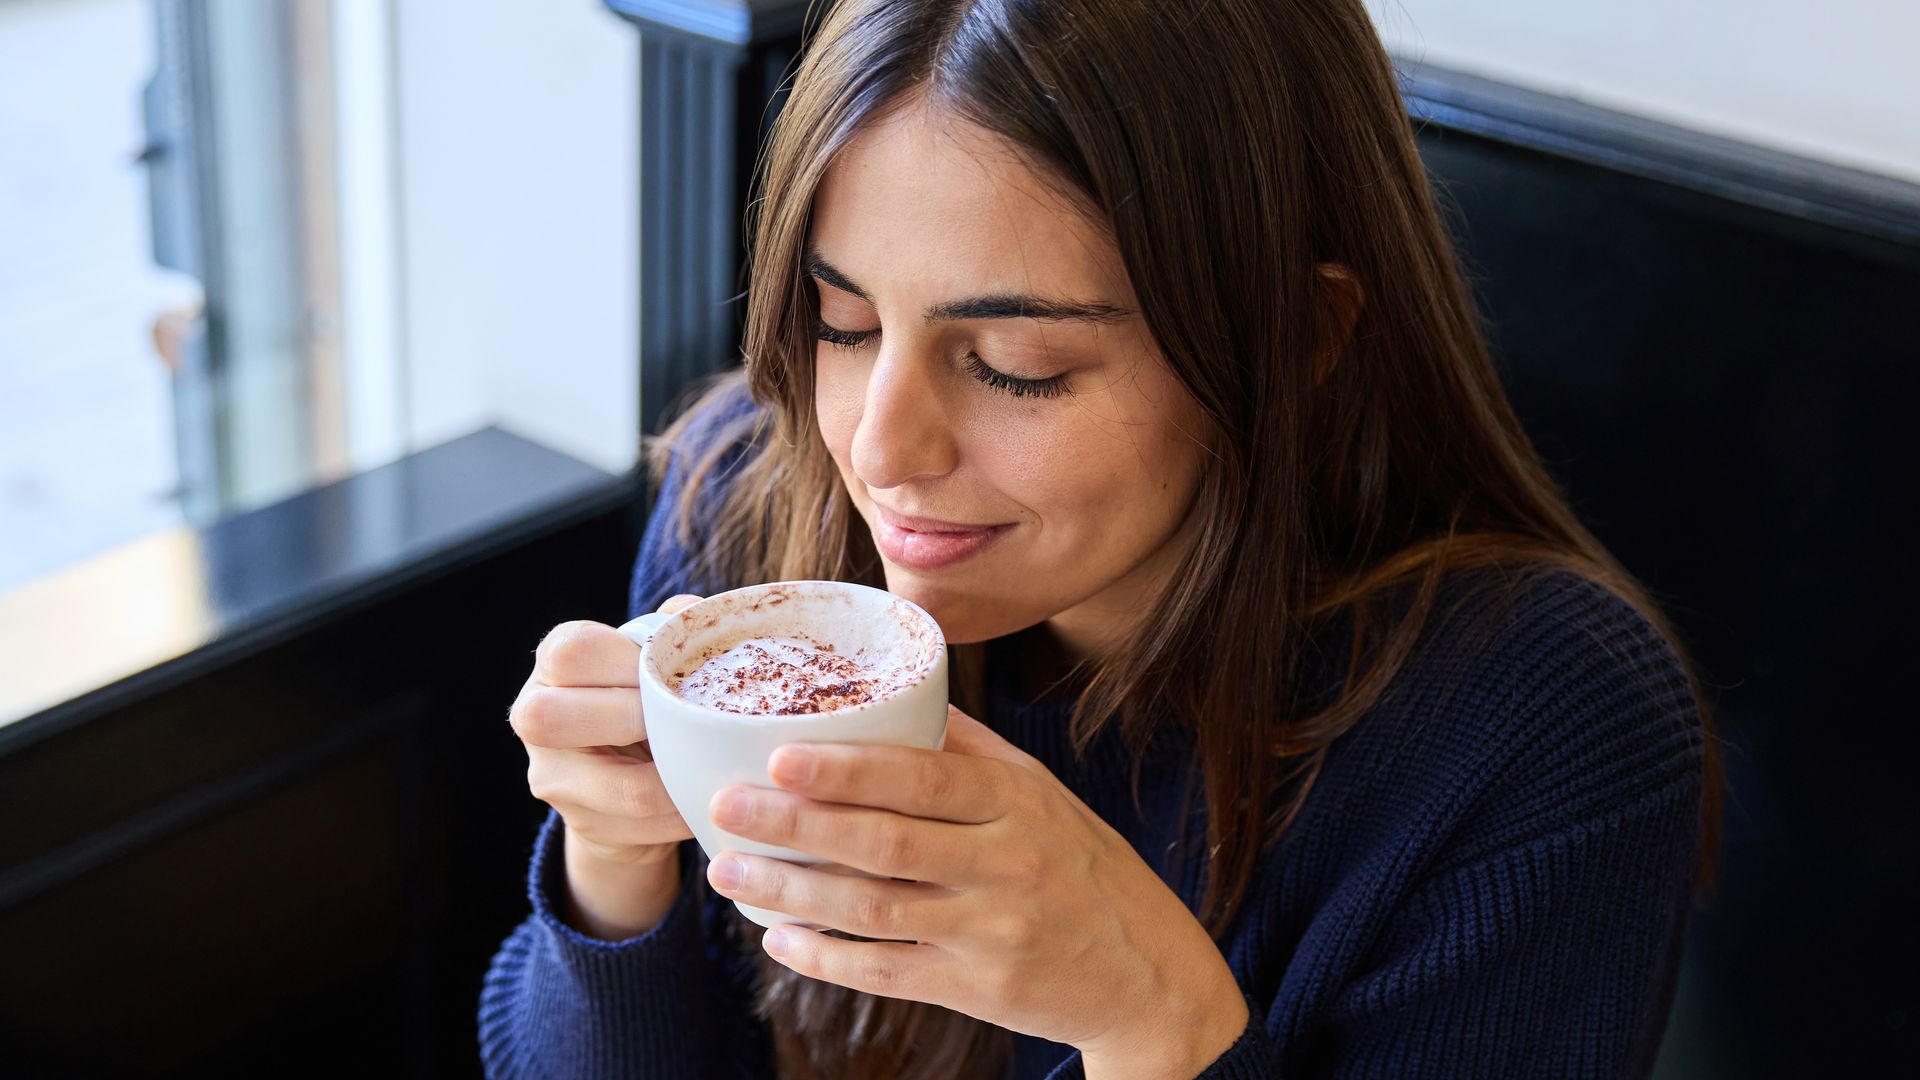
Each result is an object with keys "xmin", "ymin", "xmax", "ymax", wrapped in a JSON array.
[{"xmin": 0, "ymin": 0, "xmax": 1915, "ymax": 1076}]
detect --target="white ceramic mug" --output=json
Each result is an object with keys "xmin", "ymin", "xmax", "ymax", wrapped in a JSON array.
[{"xmin": 616, "ymin": 580, "xmax": 949, "ymax": 930}]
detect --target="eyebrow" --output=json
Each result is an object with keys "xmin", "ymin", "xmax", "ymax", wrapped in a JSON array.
[{"xmin": 804, "ymin": 250, "xmax": 1130, "ymax": 325}]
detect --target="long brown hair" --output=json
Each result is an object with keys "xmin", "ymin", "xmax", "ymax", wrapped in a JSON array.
[{"xmin": 650, "ymin": 1, "xmax": 1723, "ymax": 1076}]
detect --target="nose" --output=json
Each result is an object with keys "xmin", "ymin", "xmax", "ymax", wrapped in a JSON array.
[{"xmin": 849, "ymin": 344, "xmax": 960, "ymax": 491}]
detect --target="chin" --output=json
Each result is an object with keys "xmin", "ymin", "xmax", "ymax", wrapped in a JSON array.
[{"xmin": 879, "ymin": 566, "xmax": 1044, "ymax": 644}]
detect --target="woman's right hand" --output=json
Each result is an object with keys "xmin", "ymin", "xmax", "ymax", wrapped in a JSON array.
[{"xmin": 510, "ymin": 594, "xmax": 705, "ymax": 940}]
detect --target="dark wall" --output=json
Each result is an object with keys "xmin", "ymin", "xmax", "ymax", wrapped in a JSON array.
[
  {"xmin": 1417, "ymin": 125, "xmax": 1920, "ymax": 1076},
  {"xmin": 0, "ymin": 495, "xmax": 638, "ymax": 1077}
]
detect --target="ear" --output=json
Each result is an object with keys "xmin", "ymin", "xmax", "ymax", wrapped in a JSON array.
[{"xmin": 1311, "ymin": 263, "xmax": 1365, "ymax": 387}]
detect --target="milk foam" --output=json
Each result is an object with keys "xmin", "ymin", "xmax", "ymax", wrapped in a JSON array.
[{"xmin": 670, "ymin": 634, "xmax": 912, "ymax": 715}]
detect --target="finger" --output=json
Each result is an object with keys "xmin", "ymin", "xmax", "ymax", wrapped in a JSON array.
[
  {"xmin": 939, "ymin": 706, "xmax": 1080, "ymax": 804},
  {"xmin": 757, "ymin": 923, "xmax": 950, "ymax": 1007},
  {"xmin": 528, "ymin": 745, "xmax": 681, "ymax": 821},
  {"xmin": 552, "ymin": 800, "xmax": 693, "ymax": 851},
  {"xmin": 707, "ymin": 853, "xmax": 958, "ymax": 942},
  {"xmin": 512, "ymin": 684, "xmax": 646, "ymax": 748},
  {"xmin": 937, "ymin": 705, "xmax": 1041, "ymax": 767},
  {"xmin": 534, "ymin": 621, "xmax": 642, "ymax": 687},
  {"xmin": 767, "ymin": 741, "xmax": 1012, "ymax": 824},
  {"xmin": 657, "ymin": 593, "xmax": 704, "ymax": 614},
  {"xmin": 710, "ymin": 788, "xmax": 983, "ymax": 883}
]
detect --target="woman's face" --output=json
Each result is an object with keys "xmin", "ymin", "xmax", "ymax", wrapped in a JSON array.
[{"xmin": 810, "ymin": 102, "xmax": 1209, "ymax": 655}]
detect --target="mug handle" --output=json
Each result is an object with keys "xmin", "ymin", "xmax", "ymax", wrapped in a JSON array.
[{"xmin": 614, "ymin": 608, "xmax": 673, "ymax": 648}]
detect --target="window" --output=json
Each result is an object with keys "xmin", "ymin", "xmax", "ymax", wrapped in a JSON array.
[{"xmin": 0, "ymin": 0, "xmax": 640, "ymax": 591}]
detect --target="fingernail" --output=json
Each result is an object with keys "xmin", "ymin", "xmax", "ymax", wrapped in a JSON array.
[
  {"xmin": 711, "ymin": 856, "xmax": 744, "ymax": 891},
  {"xmin": 714, "ymin": 789, "xmax": 754, "ymax": 826},
  {"xmin": 763, "ymin": 928, "xmax": 789, "ymax": 959},
  {"xmin": 772, "ymin": 745, "xmax": 816, "ymax": 785}
]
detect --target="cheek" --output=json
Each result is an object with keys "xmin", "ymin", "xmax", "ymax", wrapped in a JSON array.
[
  {"xmin": 992, "ymin": 406, "xmax": 1200, "ymax": 544},
  {"xmin": 1023, "ymin": 398, "xmax": 1206, "ymax": 555},
  {"xmin": 813, "ymin": 349, "xmax": 863, "ymax": 466}
]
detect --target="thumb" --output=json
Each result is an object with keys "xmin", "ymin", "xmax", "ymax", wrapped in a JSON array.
[{"xmin": 656, "ymin": 593, "xmax": 705, "ymax": 615}]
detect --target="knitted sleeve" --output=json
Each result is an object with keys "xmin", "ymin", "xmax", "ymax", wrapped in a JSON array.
[
  {"xmin": 1174, "ymin": 782, "xmax": 1700, "ymax": 1080},
  {"xmin": 1294, "ymin": 576, "xmax": 1706, "ymax": 1078},
  {"xmin": 477, "ymin": 381, "xmax": 775, "ymax": 1078},
  {"xmin": 1048, "ymin": 574, "xmax": 1705, "ymax": 1080},
  {"xmin": 477, "ymin": 812, "xmax": 774, "ymax": 1079}
]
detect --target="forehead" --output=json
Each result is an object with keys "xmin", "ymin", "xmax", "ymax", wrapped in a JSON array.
[{"xmin": 810, "ymin": 102, "xmax": 1133, "ymax": 304}]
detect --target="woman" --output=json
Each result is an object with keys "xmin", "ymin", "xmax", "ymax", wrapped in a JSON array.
[{"xmin": 481, "ymin": 0, "xmax": 1717, "ymax": 1076}]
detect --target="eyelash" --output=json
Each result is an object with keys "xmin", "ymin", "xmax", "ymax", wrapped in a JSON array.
[
  {"xmin": 813, "ymin": 320, "xmax": 1069, "ymax": 399},
  {"xmin": 814, "ymin": 322, "xmax": 873, "ymax": 349},
  {"xmin": 962, "ymin": 353, "xmax": 1067, "ymax": 399}
]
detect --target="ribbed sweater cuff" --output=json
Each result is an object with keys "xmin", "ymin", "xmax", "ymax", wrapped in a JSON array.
[
  {"xmin": 478, "ymin": 810, "xmax": 729, "ymax": 1079},
  {"xmin": 523, "ymin": 807, "xmax": 706, "ymax": 954},
  {"xmin": 1040, "ymin": 991, "xmax": 1278, "ymax": 1080},
  {"xmin": 1192, "ymin": 992, "xmax": 1280, "ymax": 1078}
]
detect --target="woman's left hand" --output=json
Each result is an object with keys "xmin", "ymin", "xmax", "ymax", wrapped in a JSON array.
[{"xmin": 704, "ymin": 705, "xmax": 1251, "ymax": 1077}]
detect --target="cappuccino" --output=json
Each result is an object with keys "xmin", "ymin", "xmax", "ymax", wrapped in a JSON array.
[
  {"xmin": 671, "ymin": 635, "xmax": 910, "ymax": 715},
  {"xmin": 621, "ymin": 580, "xmax": 949, "ymax": 929}
]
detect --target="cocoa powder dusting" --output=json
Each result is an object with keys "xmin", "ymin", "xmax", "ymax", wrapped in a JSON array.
[{"xmin": 673, "ymin": 636, "xmax": 905, "ymax": 715}]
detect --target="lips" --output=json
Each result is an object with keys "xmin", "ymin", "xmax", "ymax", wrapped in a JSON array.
[{"xmin": 870, "ymin": 504, "xmax": 1011, "ymax": 571}]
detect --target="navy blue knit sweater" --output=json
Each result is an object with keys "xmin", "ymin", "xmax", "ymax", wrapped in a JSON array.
[{"xmin": 479, "ymin": 392, "xmax": 1705, "ymax": 1078}]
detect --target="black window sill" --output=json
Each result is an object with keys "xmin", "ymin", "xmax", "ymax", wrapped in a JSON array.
[{"xmin": 0, "ymin": 426, "xmax": 639, "ymax": 749}]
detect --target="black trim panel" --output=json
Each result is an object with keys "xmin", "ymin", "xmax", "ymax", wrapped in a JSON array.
[{"xmin": 1399, "ymin": 60, "xmax": 1920, "ymax": 250}]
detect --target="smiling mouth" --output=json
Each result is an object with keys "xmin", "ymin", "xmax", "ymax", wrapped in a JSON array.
[{"xmin": 870, "ymin": 505, "xmax": 1012, "ymax": 571}]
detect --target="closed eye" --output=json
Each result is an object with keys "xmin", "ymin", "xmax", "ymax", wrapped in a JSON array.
[
  {"xmin": 815, "ymin": 320, "xmax": 1069, "ymax": 399},
  {"xmin": 814, "ymin": 320, "xmax": 878, "ymax": 349},
  {"xmin": 963, "ymin": 353, "xmax": 1068, "ymax": 399}
]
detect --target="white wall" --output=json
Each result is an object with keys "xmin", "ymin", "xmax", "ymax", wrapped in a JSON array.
[
  {"xmin": 1364, "ymin": 0, "xmax": 1920, "ymax": 184},
  {"xmin": 392, "ymin": 0, "xmax": 639, "ymax": 474}
]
